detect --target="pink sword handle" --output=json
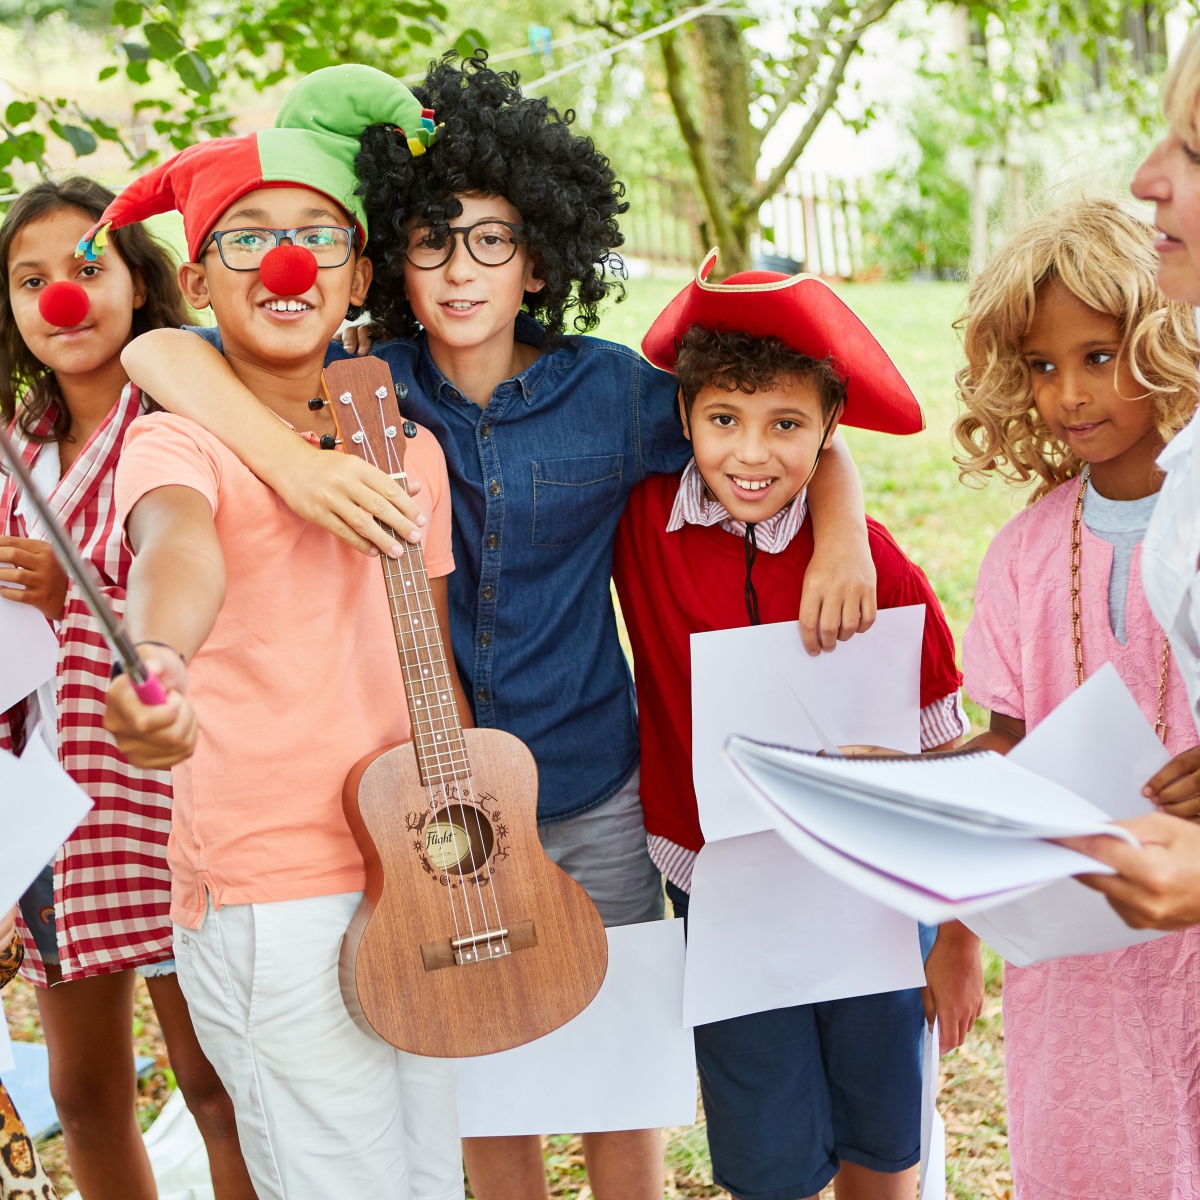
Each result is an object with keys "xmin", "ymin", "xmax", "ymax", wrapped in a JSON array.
[{"xmin": 132, "ymin": 676, "xmax": 170, "ymax": 706}]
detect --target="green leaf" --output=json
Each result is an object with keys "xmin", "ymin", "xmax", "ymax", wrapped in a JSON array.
[
  {"xmin": 126, "ymin": 60, "xmax": 151, "ymax": 83},
  {"xmin": 87, "ymin": 116, "xmax": 123, "ymax": 143},
  {"xmin": 133, "ymin": 97, "xmax": 172, "ymax": 113},
  {"xmin": 49, "ymin": 120, "xmax": 98, "ymax": 157},
  {"xmin": 454, "ymin": 27, "xmax": 487, "ymax": 57},
  {"xmin": 174, "ymin": 51, "xmax": 215, "ymax": 94},
  {"xmin": 144, "ymin": 22, "xmax": 185, "ymax": 61},
  {"xmin": 0, "ymin": 172, "xmax": 13, "ymax": 194},
  {"xmin": 112, "ymin": 0, "xmax": 142, "ymax": 26},
  {"xmin": 12, "ymin": 130, "xmax": 46, "ymax": 162},
  {"xmin": 122, "ymin": 40, "xmax": 151, "ymax": 62},
  {"xmin": 406, "ymin": 23, "xmax": 433, "ymax": 44},
  {"xmin": 4, "ymin": 101, "xmax": 37, "ymax": 126},
  {"xmin": 98, "ymin": 65, "xmax": 118, "ymax": 80},
  {"xmin": 367, "ymin": 14, "xmax": 398, "ymax": 38},
  {"xmin": 195, "ymin": 38, "xmax": 224, "ymax": 58},
  {"xmin": 132, "ymin": 148, "xmax": 159, "ymax": 169},
  {"xmin": 295, "ymin": 44, "xmax": 334, "ymax": 71},
  {"xmin": 0, "ymin": 142, "xmax": 16, "ymax": 168}
]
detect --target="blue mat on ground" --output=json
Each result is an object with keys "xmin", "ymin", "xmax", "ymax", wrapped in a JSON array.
[{"xmin": 1, "ymin": 1041, "xmax": 155, "ymax": 1139}]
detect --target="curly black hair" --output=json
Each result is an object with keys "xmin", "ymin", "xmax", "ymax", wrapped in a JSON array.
[
  {"xmin": 355, "ymin": 53, "xmax": 628, "ymax": 347},
  {"xmin": 676, "ymin": 326, "xmax": 846, "ymax": 418}
]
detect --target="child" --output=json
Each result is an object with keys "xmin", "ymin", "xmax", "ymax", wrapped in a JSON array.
[
  {"xmin": 0, "ymin": 178, "xmax": 251, "ymax": 1200},
  {"xmin": 117, "ymin": 55, "xmax": 878, "ymax": 1200},
  {"xmin": 956, "ymin": 199, "xmax": 1200, "ymax": 1197},
  {"xmin": 98, "ymin": 67, "xmax": 466, "ymax": 1200},
  {"xmin": 612, "ymin": 255, "xmax": 982, "ymax": 1200}
]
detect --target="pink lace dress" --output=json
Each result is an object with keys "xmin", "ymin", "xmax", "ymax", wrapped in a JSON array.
[{"xmin": 964, "ymin": 480, "xmax": 1200, "ymax": 1200}]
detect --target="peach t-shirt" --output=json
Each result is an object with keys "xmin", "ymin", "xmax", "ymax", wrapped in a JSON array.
[{"xmin": 115, "ymin": 411, "xmax": 454, "ymax": 929}]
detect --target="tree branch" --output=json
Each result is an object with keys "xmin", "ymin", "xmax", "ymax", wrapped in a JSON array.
[
  {"xmin": 661, "ymin": 26, "xmax": 739, "ymax": 256},
  {"xmin": 757, "ymin": 0, "xmax": 838, "ymax": 142},
  {"xmin": 747, "ymin": 0, "xmax": 898, "ymax": 212}
]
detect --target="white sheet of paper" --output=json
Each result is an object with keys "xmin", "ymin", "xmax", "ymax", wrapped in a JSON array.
[
  {"xmin": 456, "ymin": 920, "xmax": 696, "ymax": 1136},
  {"xmin": 962, "ymin": 665, "xmax": 1171, "ymax": 966},
  {"xmin": 0, "ymin": 598, "xmax": 57, "ymax": 714},
  {"xmin": 920, "ymin": 1020, "xmax": 946, "ymax": 1200},
  {"xmin": 0, "ymin": 735, "xmax": 93, "ymax": 912},
  {"xmin": 0, "ymin": 998, "xmax": 12, "ymax": 1076},
  {"xmin": 682, "ymin": 831, "xmax": 925, "ymax": 1025},
  {"xmin": 690, "ymin": 607, "xmax": 924, "ymax": 842}
]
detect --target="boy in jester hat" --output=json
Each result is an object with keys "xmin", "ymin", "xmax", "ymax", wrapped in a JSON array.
[
  {"xmin": 611, "ymin": 251, "xmax": 984, "ymax": 1200},
  {"xmin": 101, "ymin": 66, "xmax": 469, "ymax": 1200}
]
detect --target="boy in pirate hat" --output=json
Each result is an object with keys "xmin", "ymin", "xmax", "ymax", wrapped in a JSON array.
[
  {"xmin": 101, "ymin": 66, "xmax": 467, "ymax": 1200},
  {"xmin": 612, "ymin": 252, "xmax": 983, "ymax": 1200}
]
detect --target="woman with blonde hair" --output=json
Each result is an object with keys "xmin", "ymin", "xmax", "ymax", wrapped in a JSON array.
[{"xmin": 956, "ymin": 197, "xmax": 1200, "ymax": 1198}]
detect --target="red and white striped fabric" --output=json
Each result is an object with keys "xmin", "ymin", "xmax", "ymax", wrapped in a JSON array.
[{"xmin": 1, "ymin": 386, "xmax": 173, "ymax": 985}]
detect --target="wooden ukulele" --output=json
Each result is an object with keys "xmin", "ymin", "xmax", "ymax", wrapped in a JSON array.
[{"xmin": 323, "ymin": 358, "xmax": 609, "ymax": 1058}]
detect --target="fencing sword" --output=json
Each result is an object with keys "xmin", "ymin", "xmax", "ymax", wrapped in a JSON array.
[{"xmin": 0, "ymin": 425, "xmax": 167, "ymax": 705}]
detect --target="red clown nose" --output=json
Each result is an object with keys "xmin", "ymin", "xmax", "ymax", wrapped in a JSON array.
[
  {"xmin": 38, "ymin": 280, "xmax": 90, "ymax": 328},
  {"xmin": 259, "ymin": 244, "xmax": 319, "ymax": 296}
]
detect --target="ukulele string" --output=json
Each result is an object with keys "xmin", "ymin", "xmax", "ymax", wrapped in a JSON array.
[
  {"xmin": 373, "ymin": 390, "xmax": 504, "ymax": 942},
  {"xmin": 347, "ymin": 394, "xmax": 470, "ymax": 946}
]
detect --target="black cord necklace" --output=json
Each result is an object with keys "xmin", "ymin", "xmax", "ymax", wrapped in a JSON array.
[{"xmin": 744, "ymin": 522, "xmax": 761, "ymax": 626}]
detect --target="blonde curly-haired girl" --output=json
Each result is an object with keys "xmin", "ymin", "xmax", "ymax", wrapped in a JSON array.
[{"xmin": 957, "ymin": 198, "xmax": 1200, "ymax": 1199}]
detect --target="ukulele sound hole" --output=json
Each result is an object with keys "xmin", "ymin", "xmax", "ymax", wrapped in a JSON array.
[{"xmin": 425, "ymin": 804, "xmax": 494, "ymax": 875}]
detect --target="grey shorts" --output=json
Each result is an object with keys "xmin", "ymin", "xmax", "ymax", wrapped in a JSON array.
[{"xmin": 538, "ymin": 769, "xmax": 665, "ymax": 927}]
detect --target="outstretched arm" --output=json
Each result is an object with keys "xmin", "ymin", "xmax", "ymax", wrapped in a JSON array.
[
  {"xmin": 122, "ymin": 329, "xmax": 425, "ymax": 559},
  {"xmin": 802, "ymin": 433, "xmax": 876, "ymax": 656},
  {"xmin": 104, "ymin": 485, "xmax": 225, "ymax": 769}
]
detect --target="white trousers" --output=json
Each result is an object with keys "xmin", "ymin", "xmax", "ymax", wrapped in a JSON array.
[{"xmin": 174, "ymin": 891, "xmax": 463, "ymax": 1200}]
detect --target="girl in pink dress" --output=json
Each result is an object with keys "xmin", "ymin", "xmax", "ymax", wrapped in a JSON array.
[{"xmin": 957, "ymin": 199, "xmax": 1200, "ymax": 1199}]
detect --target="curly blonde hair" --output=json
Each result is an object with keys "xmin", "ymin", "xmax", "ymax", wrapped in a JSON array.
[{"xmin": 954, "ymin": 199, "xmax": 1199, "ymax": 502}]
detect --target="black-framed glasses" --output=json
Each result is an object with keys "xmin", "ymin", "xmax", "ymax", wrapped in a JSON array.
[
  {"xmin": 404, "ymin": 220, "xmax": 526, "ymax": 270},
  {"xmin": 206, "ymin": 226, "xmax": 356, "ymax": 271}
]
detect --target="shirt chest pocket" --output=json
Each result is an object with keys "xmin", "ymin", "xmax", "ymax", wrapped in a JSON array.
[{"xmin": 531, "ymin": 455, "xmax": 624, "ymax": 547}]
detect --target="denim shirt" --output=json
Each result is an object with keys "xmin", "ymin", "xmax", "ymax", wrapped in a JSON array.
[{"xmin": 191, "ymin": 319, "xmax": 689, "ymax": 820}]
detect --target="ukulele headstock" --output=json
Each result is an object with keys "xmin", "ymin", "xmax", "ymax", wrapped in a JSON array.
[{"xmin": 321, "ymin": 358, "xmax": 412, "ymax": 479}]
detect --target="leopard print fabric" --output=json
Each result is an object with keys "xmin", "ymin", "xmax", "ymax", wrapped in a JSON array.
[{"xmin": 0, "ymin": 933, "xmax": 57, "ymax": 1200}]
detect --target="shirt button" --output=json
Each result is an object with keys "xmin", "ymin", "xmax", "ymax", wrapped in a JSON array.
[
  {"xmin": 482, "ymin": 425, "xmax": 491, "ymax": 439},
  {"xmin": 480, "ymin": 632, "xmax": 491, "ymax": 646},
  {"xmin": 483, "ymin": 585, "xmax": 494, "ymax": 600},
  {"xmin": 490, "ymin": 480, "xmax": 501, "ymax": 496},
  {"xmin": 477, "ymin": 688, "xmax": 489, "ymax": 702},
  {"xmin": 487, "ymin": 534, "xmax": 498, "ymax": 550}
]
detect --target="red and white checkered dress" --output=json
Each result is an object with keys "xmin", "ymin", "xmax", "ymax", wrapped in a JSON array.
[{"xmin": 1, "ymin": 385, "xmax": 173, "ymax": 985}]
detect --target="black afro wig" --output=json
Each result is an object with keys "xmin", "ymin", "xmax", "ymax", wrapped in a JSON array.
[{"xmin": 355, "ymin": 53, "xmax": 628, "ymax": 347}]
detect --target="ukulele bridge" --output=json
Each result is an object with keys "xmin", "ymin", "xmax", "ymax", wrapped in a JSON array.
[{"xmin": 421, "ymin": 918, "xmax": 538, "ymax": 972}]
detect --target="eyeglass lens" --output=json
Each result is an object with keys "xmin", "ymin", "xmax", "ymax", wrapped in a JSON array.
[
  {"xmin": 217, "ymin": 227, "xmax": 351, "ymax": 268},
  {"xmin": 406, "ymin": 222, "xmax": 520, "ymax": 268}
]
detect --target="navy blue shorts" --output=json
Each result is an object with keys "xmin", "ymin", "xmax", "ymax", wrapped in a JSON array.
[{"xmin": 669, "ymin": 882, "xmax": 924, "ymax": 1200}]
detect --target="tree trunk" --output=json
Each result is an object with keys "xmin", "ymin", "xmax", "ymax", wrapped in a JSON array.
[{"xmin": 684, "ymin": 15, "xmax": 757, "ymax": 273}]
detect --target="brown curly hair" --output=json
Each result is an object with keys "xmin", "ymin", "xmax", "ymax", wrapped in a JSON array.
[
  {"xmin": 675, "ymin": 326, "xmax": 846, "ymax": 418},
  {"xmin": 1, "ymin": 177, "xmax": 188, "ymax": 445},
  {"xmin": 954, "ymin": 199, "xmax": 1199, "ymax": 503}
]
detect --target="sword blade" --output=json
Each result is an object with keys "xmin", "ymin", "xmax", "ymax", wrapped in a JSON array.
[{"xmin": 0, "ymin": 424, "xmax": 148, "ymax": 685}]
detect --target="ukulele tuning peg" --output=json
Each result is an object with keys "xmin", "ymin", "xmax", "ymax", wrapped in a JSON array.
[
  {"xmin": 396, "ymin": 383, "xmax": 409, "ymax": 401},
  {"xmin": 307, "ymin": 397, "xmax": 325, "ymax": 411},
  {"xmin": 403, "ymin": 420, "xmax": 418, "ymax": 439},
  {"xmin": 375, "ymin": 386, "xmax": 388, "ymax": 400},
  {"xmin": 385, "ymin": 425, "xmax": 397, "ymax": 438},
  {"xmin": 339, "ymin": 391, "xmax": 352, "ymax": 405},
  {"xmin": 319, "ymin": 434, "xmax": 337, "ymax": 450}
]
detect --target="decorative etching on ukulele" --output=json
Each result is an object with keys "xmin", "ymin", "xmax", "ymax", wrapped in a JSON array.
[{"xmin": 405, "ymin": 790, "xmax": 508, "ymax": 889}]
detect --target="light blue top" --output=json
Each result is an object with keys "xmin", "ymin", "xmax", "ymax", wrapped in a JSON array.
[{"xmin": 1082, "ymin": 481, "xmax": 1160, "ymax": 645}]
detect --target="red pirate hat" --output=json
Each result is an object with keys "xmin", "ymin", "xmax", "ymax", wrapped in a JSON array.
[{"xmin": 642, "ymin": 249, "xmax": 924, "ymax": 435}]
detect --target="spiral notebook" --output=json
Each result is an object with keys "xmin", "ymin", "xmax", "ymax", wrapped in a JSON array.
[{"xmin": 726, "ymin": 735, "xmax": 1130, "ymax": 924}]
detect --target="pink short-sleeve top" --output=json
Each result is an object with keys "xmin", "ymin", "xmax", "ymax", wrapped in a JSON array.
[{"xmin": 964, "ymin": 479, "xmax": 1194, "ymax": 753}]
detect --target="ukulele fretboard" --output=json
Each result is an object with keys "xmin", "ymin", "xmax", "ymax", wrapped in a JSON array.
[{"xmin": 380, "ymin": 516, "xmax": 470, "ymax": 787}]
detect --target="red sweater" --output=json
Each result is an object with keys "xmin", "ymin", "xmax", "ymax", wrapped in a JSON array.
[{"xmin": 612, "ymin": 472, "xmax": 963, "ymax": 853}]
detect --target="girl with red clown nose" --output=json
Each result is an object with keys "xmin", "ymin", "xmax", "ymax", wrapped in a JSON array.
[{"xmin": 0, "ymin": 178, "xmax": 255, "ymax": 1199}]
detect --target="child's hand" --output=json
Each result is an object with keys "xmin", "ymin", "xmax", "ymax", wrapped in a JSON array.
[
  {"xmin": 921, "ymin": 921, "xmax": 984, "ymax": 1055},
  {"xmin": 273, "ymin": 438, "xmax": 426, "ymax": 559},
  {"xmin": 104, "ymin": 648, "xmax": 196, "ymax": 769},
  {"xmin": 798, "ymin": 535, "xmax": 877, "ymax": 656},
  {"xmin": 0, "ymin": 536, "xmax": 68, "ymax": 621},
  {"xmin": 1143, "ymin": 747, "xmax": 1200, "ymax": 821},
  {"xmin": 340, "ymin": 322, "xmax": 389, "ymax": 357}
]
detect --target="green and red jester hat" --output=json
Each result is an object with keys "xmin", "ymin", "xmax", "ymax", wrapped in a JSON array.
[
  {"xmin": 75, "ymin": 63, "xmax": 438, "ymax": 271},
  {"xmin": 642, "ymin": 248, "xmax": 924, "ymax": 435}
]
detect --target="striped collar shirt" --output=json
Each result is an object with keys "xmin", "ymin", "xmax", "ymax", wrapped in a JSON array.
[{"xmin": 667, "ymin": 458, "xmax": 808, "ymax": 551}]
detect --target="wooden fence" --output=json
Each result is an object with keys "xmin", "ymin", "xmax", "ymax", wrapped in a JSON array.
[{"xmin": 618, "ymin": 172, "xmax": 864, "ymax": 279}]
